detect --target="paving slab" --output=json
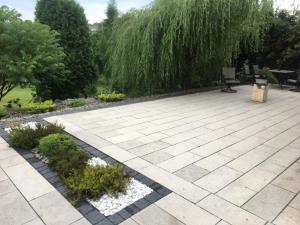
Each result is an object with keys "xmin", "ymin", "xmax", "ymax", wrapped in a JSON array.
[
  {"xmin": 174, "ymin": 164, "xmax": 209, "ymax": 182},
  {"xmin": 0, "ymin": 191, "xmax": 37, "ymax": 225},
  {"xmin": 198, "ymin": 194, "xmax": 266, "ymax": 225},
  {"xmin": 156, "ymin": 193, "xmax": 220, "ymax": 225},
  {"xmin": 243, "ymin": 184, "xmax": 295, "ymax": 221},
  {"xmin": 290, "ymin": 194, "xmax": 300, "ymax": 210},
  {"xmin": 30, "ymin": 191, "xmax": 83, "ymax": 225},
  {"xmin": 132, "ymin": 204, "xmax": 184, "ymax": 225},
  {"xmin": 272, "ymin": 163, "xmax": 300, "ymax": 193},
  {"xmin": 273, "ymin": 206, "xmax": 300, "ymax": 225},
  {"xmin": 194, "ymin": 166, "xmax": 242, "ymax": 193}
]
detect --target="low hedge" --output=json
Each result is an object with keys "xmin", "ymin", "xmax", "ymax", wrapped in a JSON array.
[
  {"xmin": 68, "ymin": 99, "xmax": 86, "ymax": 108},
  {"xmin": 8, "ymin": 122, "xmax": 64, "ymax": 150},
  {"xmin": 22, "ymin": 100, "xmax": 56, "ymax": 114},
  {"xmin": 97, "ymin": 92, "xmax": 126, "ymax": 102}
]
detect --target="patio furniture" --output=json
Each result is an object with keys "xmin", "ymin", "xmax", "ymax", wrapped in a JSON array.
[
  {"xmin": 287, "ymin": 70, "xmax": 300, "ymax": 92},
  {"xmin": 222, "ymin": 67, "xmax": 240, "ymax": 93},
  {"xmin": 253, "ymin": 65, "xmax": 261, "ymax": 78},
  {"xmin": 252, "ymin": 83, "xmax": 269, "ymax": 103},
  {"xmin": 243, "ymin": 64, "xmax": 255, "ymax": 84},
  {"xmin": 269, "ymin": 69, "xmax": 296, "ymax": 88}
]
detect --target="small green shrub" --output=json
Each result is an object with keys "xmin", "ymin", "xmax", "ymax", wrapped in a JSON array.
[
  {"xmin": 0, "ymin": 106, "xmax": 8, "ymax": 119},
  {"xmin": 66, "ymin": 164, "xmax": 130, "ymax": 203},
  {"xmin": 68, "ymin": 99, "xmax": 86, "ymax": 108},
  {"xmin": 39, "ymin": 133, "xmax": 77, "ymax": 157},
  {"xmin": 22, "ymin": 100, "xmax": 56, "ymax": 114},
  {"xmin": 48, "ymin": 148, "xmax": 90, "ymax": 178},
  {"xmin": 8, "ymin": 122, "xmax": 64, "ymax": 150},
  {"xmin": 8, "ymin": 126, "xmax": 37, "ymax": 150},
  {"xmin": 39, "ymin": 133, "xmax": 90, "ymax": 177},
  {"xmin": 97, "ymin": 92, "xmax": 126, "ymax": 102}
]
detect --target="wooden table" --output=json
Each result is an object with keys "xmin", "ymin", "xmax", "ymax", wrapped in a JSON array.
[{"xmin": 269, "ymin": 69, "xmax": 296, "ymax": 88}]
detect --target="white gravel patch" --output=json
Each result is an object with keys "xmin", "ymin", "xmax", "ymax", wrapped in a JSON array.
[
  {"xmin": 87, "ymin": 157, "xmax": 153, "ymax": 216},
  {"xmin": 88, "ymin": 178, "xmax": 153, "ymax": 216},
  {"xmin": 5, "ymin": 122, "xmax": 38, "ymax": 133}
]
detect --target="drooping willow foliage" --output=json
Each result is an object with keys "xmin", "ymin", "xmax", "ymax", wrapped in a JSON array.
[{"xmin": 107, "ymin": 0, "xmax": 273, "ymax": 93}]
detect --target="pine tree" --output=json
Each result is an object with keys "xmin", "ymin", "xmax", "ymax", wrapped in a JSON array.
[{"xmin": 35, "ymin": 0, "xmax": 97, "ymax": 98}]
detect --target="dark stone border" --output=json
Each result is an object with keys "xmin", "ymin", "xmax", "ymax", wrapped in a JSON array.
[{"xmin": 0, "ymin": 118, "xmax": 172, "ymax": 225}]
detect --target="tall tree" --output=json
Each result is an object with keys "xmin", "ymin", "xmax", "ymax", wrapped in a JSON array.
[
  {"xmin": 107, "ymin": 0, "xmax": 273, "ymax": 93},
  {"xmin": 0, "ymin": 6, "xmax": 65, "ymax": 101},
  {"xmin": 35, "ymin": 0, "xmax": 97, "ymax": 97},
  {"xmin": 92, "ymin": 0, "xmax": 119, "ymax": 75}
]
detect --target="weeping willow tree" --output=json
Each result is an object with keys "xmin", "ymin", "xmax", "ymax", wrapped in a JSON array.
[{"xmin": 107, "ymin": 0, "xmax": 273, "ymax": 93}]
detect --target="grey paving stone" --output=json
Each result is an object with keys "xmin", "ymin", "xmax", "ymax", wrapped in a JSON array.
[
  {"xmin": 133, "ymin": 204, "xmax": 184, "ymax": 225},
  {"xmin": 30, "ymin": 191, "xmax": 82, "ymax": 225},
  {"xmin": 119, "ymin": 218, "xmax": 139, "ymax": 225},
  {"xmin": 290, "ymin": 194, "xmax": 300, "ymax": 210},
  {"xmin": 243, "ymin": 184, "xmax": 295, "ymax": 221},
  {"xmin": 198, "ymin": 194, "xmax": 266, "ymax": 225},
  {"xmin": 194, "ymin": 166, "xmax": 242, "ymax": 193},
  {"xmin": 23, "ymin": 217, "xmax": 45, "ymax": 225},
  {"xmin": 129, "ymin": 141, "xmax": 170, "ymax": 157},
  {"xmin": 4, "ymin": 162, "xmax": 54, "ymax": 201},
  {"xmin": 71, "ymin": 218, "xmax": 92, "ymax": 225},
  {"xmin": 272, "ymin": 162, "xmax": 300, "ymax": 193},
  {"xmin": 273, "ymin": 206, "xmax": 300, "ymax": 225},
  {"xmin": 0, "ymin": 167, "xmax": 7, "ymax": 181},
  {"xmin": 217, "ymin": 182, "xmax": 256, "ymax": 206},
  {"xmin": 156, "ymin": 193, "xmax": 220, "ymax": 225},
  {"xmin": 142, "ymin": 151, "xmax": 173, "ymax": 164},
  {"xmin": 174, "ymin": 164, "xmax": 209, "ymax": 182},
  {"xmin": 0, "ymin": 179, "xmax": 16, "ymax": 196},
  {"xmin": 0, "ymin": 191, "xmax": 37, "ymax": 225}
]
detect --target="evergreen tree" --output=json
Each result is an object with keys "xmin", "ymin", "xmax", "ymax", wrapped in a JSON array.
[
  {"xmin": 35, "ymin": 0, "xmax": 97, "ymax": 98},
  {"xmin": 103, "ymin": 0, "xmax": 118, "ymax": 29}
]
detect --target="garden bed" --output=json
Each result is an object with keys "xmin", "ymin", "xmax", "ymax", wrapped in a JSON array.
[
  {"xmin": 1, "ymin": 85, "xmax": 224, "ymax": 121},
  {"xmin": 0, "ymin": 119, "xmax": 171, "ymax": 225}
]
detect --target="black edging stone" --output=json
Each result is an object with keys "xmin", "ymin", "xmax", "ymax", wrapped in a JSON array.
[{"xmin": 0, "ymin": 118, "xmax": 172, "ymax": 225}]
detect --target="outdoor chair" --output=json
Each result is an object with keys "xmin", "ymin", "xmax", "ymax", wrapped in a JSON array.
[
  {"xmin": 288, "ymin": 70, "xmax": 300, "ymax": 92},
  {"xmin": 253, "ymin": 65, "xmax": 261, "ymax": 78},
  {"xmin": 244, "ymin": 64, "xmax": 255, "ymax": 84},
  {"xmin": 222, "ymin": 67, "xmax": 240, "ymax": 93}
]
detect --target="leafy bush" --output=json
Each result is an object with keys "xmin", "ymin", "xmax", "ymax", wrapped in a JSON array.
[
  {"xmin": 21, "ymin": 100, "xmax": 56, "ymax": 114},
  {"xmin": 97, "ymin": 92, "xmax": 126, "ymax": 102},
  {"xmin": 66, "ymin": 164, "xmax": 130, "ymax": 203},
  {"xmin": 258, "ymin": 68, "xmax": 279, "ymax": 84},
  {"xmin": 68, "ymin": 99, "xmax": 86, "ymax": 108},
  {"xmin": 5, "ymin": 98, "xmax": 22, "ymax": 109},
  {"xmin": 48, "ymin": 148, "xmax": 90, "ymax": 178},
  {"xmin": 39, "ymin": 133, "xmax": 77, "ymax": 156},
  {"xmin": 39, "ymin": 133, "xmax": 90, "ymax": 177},
  {"xmin": 8, "ymin": 122, "xmax": 64, "ymax": 150},
  {"xmin": 8, "ymin": 126, "xmax": 37, "ymax": 150},
  {"xmin": 0, "ymin": 106, "xmax": 8, "ymax": 119}
]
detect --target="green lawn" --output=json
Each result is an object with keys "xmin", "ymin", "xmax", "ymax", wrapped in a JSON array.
[{"xmin": 0, "ymin": 87, "xmax": 34, "ymax": 106}]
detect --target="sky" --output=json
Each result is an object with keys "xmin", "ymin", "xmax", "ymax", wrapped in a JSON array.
[{"xmin": 0, "ymin": 0, "xmax": 299, "ymax": 24}]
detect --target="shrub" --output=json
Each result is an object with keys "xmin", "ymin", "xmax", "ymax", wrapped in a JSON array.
[
  {"xmin": 68, "ymin": 99, "xmax": 86, "ymax": 108},
  {"xmin": 66, "ymin": 164, "xmax": 130, "ymax": 203},
  {"xmin": 39, "ymin": 133, "xmax": 90, "ymax": 177},
  {"xmin": 8, "ymin": 122, "xmax": 64, "ymax": 150},
  {"xmin": 39, "ymin": 133, "xmax": 77, "ymax": 157},
  {"xmin": 22, "ymin": 100, "xmax": 56, "ymax": 114},
  {"xmin": 0, "ymin": 106, "xmax": 8, "ymax": 119},
  {"xmin": 97, "ymin": 92, "xmax": 126, "ymax": 102},
  {"xmin": 48, "ymin": 148, "xmax": 90, "ymax": 178},
  {"xmin": 8, "ymin": 126, "xmax": 37, "ymax": 150}
]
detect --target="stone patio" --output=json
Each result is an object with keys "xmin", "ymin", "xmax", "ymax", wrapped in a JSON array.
[{"xmin": 1, "ymin": 85, "xmax": 300, "ymax": 225}]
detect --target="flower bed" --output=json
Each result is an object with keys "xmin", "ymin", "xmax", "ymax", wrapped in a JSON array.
[{"xmin": 2, "ymin": 121, "xmax": 169, "ymax": 224}]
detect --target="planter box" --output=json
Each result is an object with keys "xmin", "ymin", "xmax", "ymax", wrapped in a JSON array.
[{"xmin": 252, "ymin": 84, "xmax": 269, "ymax": 103}]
